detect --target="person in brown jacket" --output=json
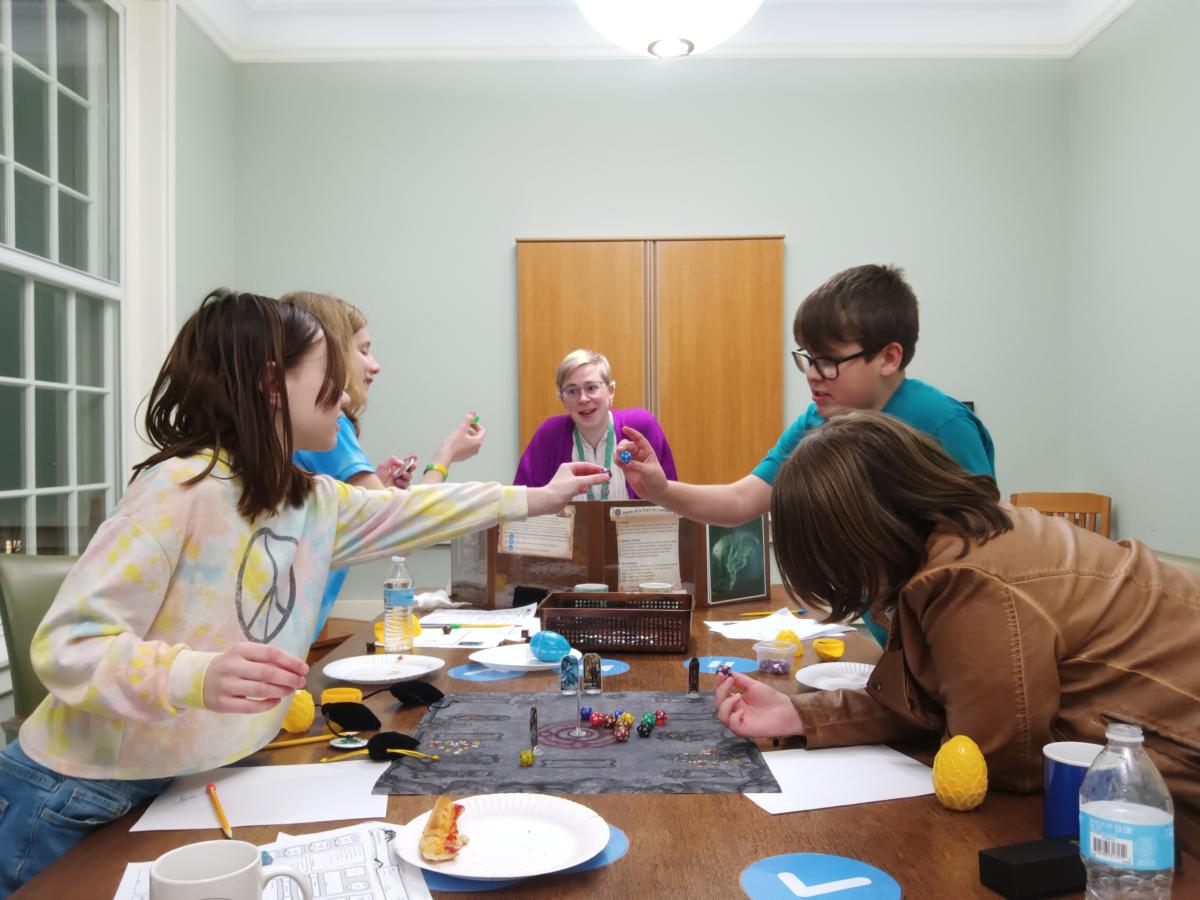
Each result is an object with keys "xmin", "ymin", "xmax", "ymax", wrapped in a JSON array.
[{"xmin": 714, "ymin": 411, "xmax": 1200, "ymax": 854}]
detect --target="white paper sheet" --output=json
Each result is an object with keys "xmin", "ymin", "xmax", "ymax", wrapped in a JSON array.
[
  {"xmin": 744, "ymin": 746, "xmax": 933, "ymax": 814},
  {"xmin": 113, "ymin": 823, "xmax": 432, "ymax": 900},
  {"xmin": 704, "ymin": 608, "xmax": 850, "ymax": 642},
  {"xmin": 131, "ymin": 761, "xmax": 388, "ymax": 832},
  {"xmin": 418, "ymin": 607, "xmax": 537, "ymax": 626},
  {"xmin": 609, "ymin": 505, "xmax": 681, "ymax": 590},
  {"xmin": 497, "ymin": 509, "xmax": 575, "ymax": 558},
  {"xmin": 270, "ymin": 823, "xmax": 432, "ymax": 900}
]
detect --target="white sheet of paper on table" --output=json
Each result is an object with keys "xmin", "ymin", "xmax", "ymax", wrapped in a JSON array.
[
  {"xmin": 744, "ymin": 745, "xmax": 933, "ymax": 814},
  {"xmin": 112, "ymin": 822, "xmax": 432, "ymax": 900},
  {"xmin": 705, "ymin": 608, "xmax": 850, "ymax": 642},
  {"xmin": 130, "ymin": 761, "xmax": 387, "ymax": 832},
  {"xmin": 419, "ymin": 607, "xmax": 537, "ymax": 626}
]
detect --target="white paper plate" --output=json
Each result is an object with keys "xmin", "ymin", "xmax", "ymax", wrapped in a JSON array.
[
  {"xmin": 467, "ymin": 644, "xmax": 582, "ymax": 672},
  {"xmin": 395, "ymin": 793, "xmax": 609, "ymax": 880},
  {"xmin": 795, "ymin": 661, "xmax": 874, "ymax": 691},
  {"xmin": 322, "ymin": 654, "xmax": 445, "ymax": 684}
]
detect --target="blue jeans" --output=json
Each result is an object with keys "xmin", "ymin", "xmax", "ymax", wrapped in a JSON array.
[{"xmin": 0, "ymin": 741, "xmax": 173, "ymax": 897}]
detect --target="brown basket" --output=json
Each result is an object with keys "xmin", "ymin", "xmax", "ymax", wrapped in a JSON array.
[{"xmin": 538, "ymin": 591, "xmax": 693, "ymax": 654}]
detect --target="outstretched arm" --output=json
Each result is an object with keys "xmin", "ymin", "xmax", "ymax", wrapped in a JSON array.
[{"xmin": 616, "ymin": 426, "xmax": 770, "ymax": 526}]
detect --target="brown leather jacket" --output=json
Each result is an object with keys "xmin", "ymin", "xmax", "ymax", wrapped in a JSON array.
[{"xmin": 794, "ymin": 505, "xmax": 1200, "ymax": 853}]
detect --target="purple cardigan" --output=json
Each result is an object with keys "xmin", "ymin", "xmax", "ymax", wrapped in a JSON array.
[{"xmin": 513, "ymin": 408, "xmax": 678, "ymax": 498}]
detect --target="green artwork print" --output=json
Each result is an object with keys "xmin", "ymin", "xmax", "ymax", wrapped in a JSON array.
[{"xmin": 707, "ymin": 518, "xmax": 767, "ymax": 603}]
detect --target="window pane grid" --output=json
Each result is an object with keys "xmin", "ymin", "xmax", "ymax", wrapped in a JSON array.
[
  {"xmin": 0, "ymin": 0, "xmax": 114, "ymax": 279},
  {"xmin": 1, "ymin": 263, "xmax": 115, "ymax": 554}
]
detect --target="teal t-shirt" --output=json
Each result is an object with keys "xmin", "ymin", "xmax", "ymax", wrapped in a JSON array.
[{"xmin": 752, "ymin": 378, "xmax": 995, "ymax": 485}]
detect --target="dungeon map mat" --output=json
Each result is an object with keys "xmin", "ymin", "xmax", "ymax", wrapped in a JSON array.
[{"xmin": 373, "ymin": 691, "xmax": 782, "ymax": 796}]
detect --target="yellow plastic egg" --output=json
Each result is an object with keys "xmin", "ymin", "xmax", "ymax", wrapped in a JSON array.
[
  {"xmin": 932, "ymin": 735, "xmax": 988, "ymax": 811},
  {"xmin": 812, "ymin": 638, "xmax": 846, "ymax": 662},
  {"xmin": 775, "ymin": 629, "xmax": 804, "ymax": 658},
  {"xmin": 280, "ymin": 689, "xmax": 315, "ymax": 734}
]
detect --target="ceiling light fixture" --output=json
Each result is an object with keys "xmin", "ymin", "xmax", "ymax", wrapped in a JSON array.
[{"xmin": 575, "ymin": 0, "xmax": 765, "ymax": 59}]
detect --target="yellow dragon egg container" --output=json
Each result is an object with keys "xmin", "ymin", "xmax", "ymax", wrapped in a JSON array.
[
  {"xmin": 280, "ymin": 689, "xmax": 315, "ymax": 734},
  {"xmin": 932, "ymin": 734, "xmax": 988, "ymax": 811}
]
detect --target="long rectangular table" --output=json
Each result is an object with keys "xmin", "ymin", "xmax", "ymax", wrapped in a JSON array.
[{"xmin": 15, "ymin": 588, "xmax": 1200, "ymax": 898}]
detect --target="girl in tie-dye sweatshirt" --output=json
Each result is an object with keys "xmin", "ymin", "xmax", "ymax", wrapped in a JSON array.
[{"xmin": 0, "ymin": 290, "xmax": 608, "ymax": 895}]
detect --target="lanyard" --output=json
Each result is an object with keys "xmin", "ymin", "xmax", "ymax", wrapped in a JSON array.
[{"xmin": 573, "ymin": 416, "xmax": 614, "ymax": 501}]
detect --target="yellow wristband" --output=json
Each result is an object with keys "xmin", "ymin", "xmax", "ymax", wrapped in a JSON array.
[{"xmin": 424, "ymin": 463, "xmax": 449, "ymax": 479}]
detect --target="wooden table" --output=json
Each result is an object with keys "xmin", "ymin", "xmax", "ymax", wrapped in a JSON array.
[{"xmin": 16, "ymin": 588, "xmax": 1200, "ymax": 898}]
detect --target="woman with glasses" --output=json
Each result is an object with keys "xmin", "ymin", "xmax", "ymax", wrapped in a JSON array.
[
  {"xmin": 514, "ymin": 349, "xmax": 677, "ymax": 499},
  {"xmin": 714, "ymin": 410, "xmax": 1200, "ymax": 856}
]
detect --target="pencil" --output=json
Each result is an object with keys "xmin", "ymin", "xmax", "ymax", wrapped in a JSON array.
[
  {"xmin": 262, "ymin": 733, "xmax": 333, "ymax": 750},
  {"xmin": 206, "ymin": 781, "xmax": 233, "ymax": 839}
]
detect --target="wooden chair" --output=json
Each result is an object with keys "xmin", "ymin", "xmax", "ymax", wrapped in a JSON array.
[
  {"xmin": 1009, "ymin": 492, "xmax": 1112, "ymax": 538},
  {"xmin": 0, "ymin": 554, "xmax": 76, "ymax": 721}
]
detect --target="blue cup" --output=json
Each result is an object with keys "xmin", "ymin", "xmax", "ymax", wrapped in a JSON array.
[{"xmin": 1043, "ymin": 741, "xmax": 1103, "ymax": 838}]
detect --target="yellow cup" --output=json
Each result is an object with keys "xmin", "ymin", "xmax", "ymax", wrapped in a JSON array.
[
  {"xmin": 320, "ymin": 686, "xmax": 362, "ymax": 705},
  {"xmin": 374, "ymin": 619, "xmax": 421, "ymax": 644},
  {"xmin": 775, "ymin": 629, "xmax": 804, "ymax": 659},
  {"xmin": 813, "ymin": 638, "xmax": 846, "ymax": 662}
]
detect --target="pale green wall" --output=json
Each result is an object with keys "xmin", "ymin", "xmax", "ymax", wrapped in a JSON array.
[
  {"xmin": 1066, "ymin": 0, "xmax": 1200, "ymax": 557},
  {"xmin": 176, "ymin": 13, "xmax": 237, "ymax": 320},
  {"xmin": 176, "ymin": 8, "xmax": 1200, "ymax": 605},
  {"xmin": 221, "ymin": 57, "xmax": 1071, "ymax": 604}
]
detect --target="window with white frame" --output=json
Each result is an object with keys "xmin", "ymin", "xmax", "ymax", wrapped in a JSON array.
[{"xmin": 0, "ymin": 0, "xmax": 121, "ymax": 563}]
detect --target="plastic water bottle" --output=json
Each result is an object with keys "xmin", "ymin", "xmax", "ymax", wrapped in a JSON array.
[
  {"xmin": 383, "ymin": 556, "xmax": 415, "ymax": 653},
  {"xmin": 1079, "ymin": 723, "xmax": 1174, "ymax": 899}
]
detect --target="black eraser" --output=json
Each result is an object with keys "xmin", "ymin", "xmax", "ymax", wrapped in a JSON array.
[{"xmin": 978, "ymin": 837, "xmax": 1086, "ymax": 898}]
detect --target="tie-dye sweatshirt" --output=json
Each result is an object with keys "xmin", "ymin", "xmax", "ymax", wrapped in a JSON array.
[{"xmin": 19, "ymin": 453, "xmax": 525, "ymax": 780}]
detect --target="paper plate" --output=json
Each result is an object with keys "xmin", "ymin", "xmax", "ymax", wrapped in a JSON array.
[
  {"xmin": 322, "ymin": 654, "xmax": 445, "ymax": 684},
  {"xmin": 395, "ymin": 793, "xmax": 609, "ymax": 880},
  {"xmin": 467, "ymin": 644, "xmax": 582, "ymax": 672},
  {"xmin": 795, "ymin": 662, "xmax": 874, "ymax": 691}
]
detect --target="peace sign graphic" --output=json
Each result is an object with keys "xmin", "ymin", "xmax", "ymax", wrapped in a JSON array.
[{"xmin": 235, "ymin": 527, "xmax": 300, "ymax": 642}]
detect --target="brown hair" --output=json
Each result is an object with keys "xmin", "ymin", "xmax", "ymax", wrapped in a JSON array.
[
  {"xmin": 133, "ymin": 289, "xmax": 347, "ymax": 520},
  {"xmin": 281, "ymin": 291, "xmax": 369, "ymax": 430},
  {"xmin": 794, "ymin": 264, "xmax": 920, "ymax": 369},
  {"xmin": 771, "ymin": 411, "xmax": 1010, "ymax": 622}
]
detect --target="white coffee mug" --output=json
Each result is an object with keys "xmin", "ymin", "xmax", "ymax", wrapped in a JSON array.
[{"xmin": 149, "ymin": 839, "xmax": 313, "ymax": 900}]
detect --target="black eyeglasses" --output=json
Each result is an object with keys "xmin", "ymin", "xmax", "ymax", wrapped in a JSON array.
[{"xmin": 791, "ymin": 348, "xmax": 871, "ymax": 380}]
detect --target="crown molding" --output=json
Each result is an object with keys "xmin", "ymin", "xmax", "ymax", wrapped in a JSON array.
[{"xmin": 177, "ymin": 0, "xmax": 1139, "ymax": 64}]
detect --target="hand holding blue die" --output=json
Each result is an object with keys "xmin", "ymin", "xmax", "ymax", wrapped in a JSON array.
[{"xmin": 618, "ymin": 449, "xmax": 633, "ymax": 464}]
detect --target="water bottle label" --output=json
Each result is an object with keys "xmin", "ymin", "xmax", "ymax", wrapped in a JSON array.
[
  {"xmin": 1080, "ymin": 811, "xmax": 1175, "ymax": 870},
  {"xmin": 384, "ymin": 587, "xmax": 415, "ymax": 609}
]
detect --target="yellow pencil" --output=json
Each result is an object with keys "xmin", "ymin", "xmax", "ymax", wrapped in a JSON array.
[
  {"xmin": 262, "ymin": 733, "xmax": 334, "ymax": 750},
  {"xmin": 206, "ymin": 781, "xmax": 233, "ymax": 839}
]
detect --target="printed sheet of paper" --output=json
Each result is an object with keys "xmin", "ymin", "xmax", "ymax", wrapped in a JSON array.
[
  {"xmin": 270, "ymin": 823, "xmax": 432, "ymax": 900},
  {"xmin": 413, "ymin": 605, "xmax": 538, "ymax": 648},
  {"xmin": 744, "ymin": 746, "xmax": 933, "ymax": 814},
  {"xmin": 112, "ymin": 823, "xmax": 432, "ymax": 900},
  {"xmin": 609, "ymin": 505, "xmax": 680, "ymax": 590},
  {"xmin": 497, "ymin": 507, "xmax": 574, "ymax": 559},
  {"xmin": 131, "ymin": 761, "xmax": 387, "ymax": 832}
]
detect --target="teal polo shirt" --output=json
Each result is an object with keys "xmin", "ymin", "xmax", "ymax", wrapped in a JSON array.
[
  {"xmin": 752, "ymin": 377, "xmax": 995, "ymax": 485},
  {"xmin": 754, "ymin": 378, "xmax": 995, "ymax": 647}
]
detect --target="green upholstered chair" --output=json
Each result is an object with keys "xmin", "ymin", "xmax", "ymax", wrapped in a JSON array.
[{"xmin": 0, "ymin": 554, "xmax": 76, "ymax": 719}]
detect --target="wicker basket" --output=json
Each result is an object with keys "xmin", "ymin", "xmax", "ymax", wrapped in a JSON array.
[{"xmin": 538, "ymin": 591, "xmax": 692, "ymax": 654}]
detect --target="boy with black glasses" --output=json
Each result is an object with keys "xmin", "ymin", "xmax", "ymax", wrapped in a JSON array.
[{"xmin": 617, "ymin": 264, "xmax": 994, "ymax": 527}]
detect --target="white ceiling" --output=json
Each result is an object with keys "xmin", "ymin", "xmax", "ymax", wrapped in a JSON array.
[{"xmin": 178, "ymin": 0, "xmax": 1137, "ymax": 62}]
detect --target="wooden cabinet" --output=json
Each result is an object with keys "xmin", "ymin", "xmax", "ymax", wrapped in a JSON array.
[{"xmin": 517, "ymin": 236, "xmax": 783, "ymax": 485}]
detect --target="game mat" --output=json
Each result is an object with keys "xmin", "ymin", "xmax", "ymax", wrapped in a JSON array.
[{"xmin": 373, "ymin": 691, "xmax": 782, "ymax": 796}]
